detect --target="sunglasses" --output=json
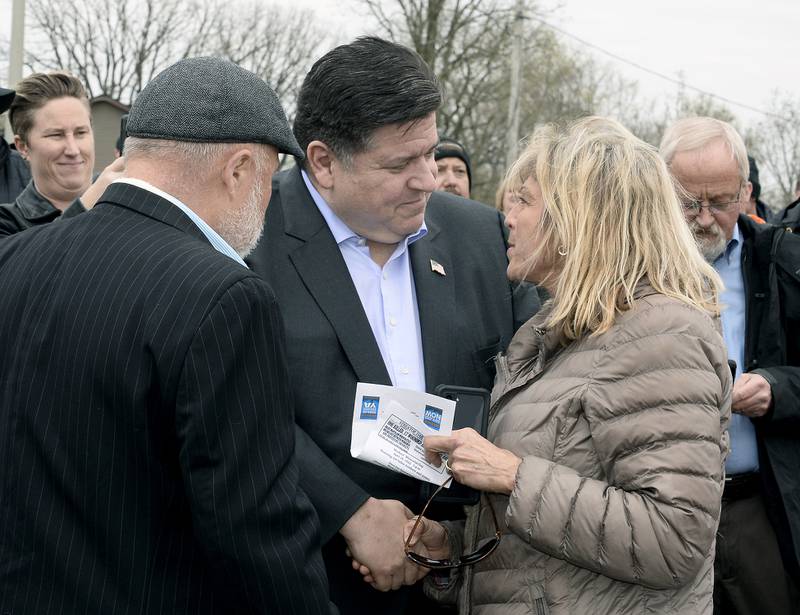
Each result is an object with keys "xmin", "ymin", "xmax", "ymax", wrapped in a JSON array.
[{"xmin": 404, "ymin": 476, "xmax": 502, "ymax": 569}]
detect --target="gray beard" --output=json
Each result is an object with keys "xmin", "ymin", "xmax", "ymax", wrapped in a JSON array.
[
  {"xmin": 690, "ymin": 220, "xmax": 728, "ymax": 263},
  {"xmin": 218, "ymin": 177, "xmax": 266, "ymax": 258}
]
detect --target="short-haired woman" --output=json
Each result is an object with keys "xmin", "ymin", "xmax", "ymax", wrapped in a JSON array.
[{"xmin": 0, "ymin": 71, "xmax": 122, "ymax": 236}]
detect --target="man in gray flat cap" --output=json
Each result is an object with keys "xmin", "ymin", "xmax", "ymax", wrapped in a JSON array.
[{"xmin": 0, "ymin": 57, "xmax": 334, "ymax": 615}]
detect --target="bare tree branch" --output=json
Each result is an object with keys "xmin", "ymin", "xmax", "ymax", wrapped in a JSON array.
[
  {"xmin": 748, "ymin": 92, "xmax": 800, "ymax": 208},
  {"xmin": 357, "ymin": 0, "xmax": 633, "ymax": 202},
  {"xmin": 25, "ymin": 0, "xmax": 327, "ymax": 115}
]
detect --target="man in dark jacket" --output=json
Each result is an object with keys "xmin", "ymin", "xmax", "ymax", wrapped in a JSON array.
[
  {"xmin": 0, "ymin": 86, "xmax": 31, "ymax": 202},
  {"xmin": 246, "ymin": 36, "xmax": 537, "ymax": 615},
  {"xmin": 661, "ymin": 116, "xmax": 800, "ymax": 615},
  {"xmin": 744, "ymin": 155, "xmax": 769, "ymax": 222},
  {"xmin": 434, "ymin": 136, "xmax": 472, "ymax": 199}
]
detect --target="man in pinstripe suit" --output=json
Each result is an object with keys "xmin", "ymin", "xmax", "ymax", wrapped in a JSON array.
[{"xmin": 0, "ymin": 58, "xmax": 333, "ymax": 614}]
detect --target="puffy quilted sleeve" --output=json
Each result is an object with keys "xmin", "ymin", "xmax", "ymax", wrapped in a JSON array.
[{"xmin": 506, "ymin": 299, "xmax": 731, "ymax": 589}]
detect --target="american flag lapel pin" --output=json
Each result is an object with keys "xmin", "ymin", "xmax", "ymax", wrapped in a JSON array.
[{"xmin": 430, "ymin": 259, "xmax": 446, "ymax": 276}]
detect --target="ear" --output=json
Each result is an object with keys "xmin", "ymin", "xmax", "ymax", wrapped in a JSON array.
[
  {"xmin": 305, "ymin": 140, "xmax": 338, "ymax": 190},
  {"xmin": 221, "ymin": 148, "xmax": 255, "ymax": 198},
  {"xmin": 14, "ymin": 135, "xmax": 29, "ymax": 159}
]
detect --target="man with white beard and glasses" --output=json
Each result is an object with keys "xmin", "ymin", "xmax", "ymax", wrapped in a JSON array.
[
  {"xmin": 0, "ymin": 57, "xmax": 334, "ymax": 614},
  {"xmin": 661, "ymin": 117, "xmax": 800, "ymax": 615}
]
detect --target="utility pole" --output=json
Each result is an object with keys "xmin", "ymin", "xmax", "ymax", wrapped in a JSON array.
[
  {"xmin": 5, "ymin": 0, "xmax": 26, "ymax": 142},
  {"xmin": 504, "ymin": 0, "xmax": 524, "ymax": 169}
]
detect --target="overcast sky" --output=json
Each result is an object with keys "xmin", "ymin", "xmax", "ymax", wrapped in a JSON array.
[
  {"xmin": 289, "ymin": 0, "xmax": 799, "ymax": 128},
  {"xmin": 3, "ymin": 0, "xmax": 798, "ymax": 129},
  {"xmin": 545, "ymin": 0, "xmax": 799, "ymax": 126}
]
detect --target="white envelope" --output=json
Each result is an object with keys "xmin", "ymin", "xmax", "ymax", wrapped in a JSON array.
[{"xmin": 350, "ymin": 383, "xmax": 456, "ymax": 486}]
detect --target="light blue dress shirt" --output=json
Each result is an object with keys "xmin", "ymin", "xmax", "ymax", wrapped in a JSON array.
[
  {"xmin": 301, "ymin": 170, "xmax": 427, "ymax": 392},
  {"xmin": 114, "ymin": 178, "xmax": 248, "ymax": 268},
  {"xmin": 715, "ymin": 223, "xmax": 759, "ymax": 474}
]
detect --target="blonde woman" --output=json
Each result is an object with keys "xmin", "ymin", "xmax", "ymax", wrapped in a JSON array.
[{"xmin": 392, "ymin": 117, "xmax": 732, "ymax": 614}]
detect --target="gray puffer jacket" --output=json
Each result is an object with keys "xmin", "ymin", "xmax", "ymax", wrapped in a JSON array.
[{"xmin": 427, "ymin": 285, "xmax": 731, "ymax": 614}]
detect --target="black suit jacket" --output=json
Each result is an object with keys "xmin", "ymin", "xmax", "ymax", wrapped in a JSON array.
[
  {"xmin": 0, "ymin": 183, "xmax": 331, "ymax": 614},
  {"xmin": 247, "ymin": 167, "xmax": 536, "ymax": 612}
]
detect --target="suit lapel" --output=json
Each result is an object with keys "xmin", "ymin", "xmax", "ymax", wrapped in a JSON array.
[
  {"xmin": 280, "ymin": 168, "xmax": 392, "ymax": 386},
  {"xmin": 410, "ymin": 215, "xmax": 456, "ymax": 391}
]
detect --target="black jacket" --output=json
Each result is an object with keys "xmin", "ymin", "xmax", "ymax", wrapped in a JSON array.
[
  {"xmin": 738, "ymin": 214, "xmax": 800, "ymax": 576},
  {"xmin": 0, "ymin": 180, "xmax": 86, "ymax": 236},
  {"xmin": 0, "ymin": 183, "xmax": 332, "ymax": 614},
  {"xmin": 246, "ymin": 167, "xmax": 538, "ymax": 614},
  {"xmin": 779, "ymin": 197, "xmax": 800, "ymax": 231},
  {"xmin": 0, "ymin": 139, "xmax": 30, "ymax": 204}
]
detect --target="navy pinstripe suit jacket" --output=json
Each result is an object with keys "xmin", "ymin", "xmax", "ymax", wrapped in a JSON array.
[{"xmin": 0, "ymin": 183, "xmax": 331, "ymax": 614}]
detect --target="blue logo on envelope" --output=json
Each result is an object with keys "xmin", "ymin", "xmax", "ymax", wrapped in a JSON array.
[
  {"xmin": 423, "ymin": 405, "xmax": 443, "ymax": 430},
  {"xmin": 360, "ymin": 396, "xmax": 379, "ymax": 420}
]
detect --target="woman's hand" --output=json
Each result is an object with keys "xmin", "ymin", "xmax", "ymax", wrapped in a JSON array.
[
  {"xmin": 348, "ymin": 516, "xmax": 450, "ymax": 588},
  {"xmin": 425, "ymin": 428, "xmax": 522, "ymax": 495}
]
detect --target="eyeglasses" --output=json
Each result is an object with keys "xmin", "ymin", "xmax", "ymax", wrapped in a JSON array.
[
  {"xmin": 681, "ymin": 186, "xmax": 743, "ymax": 218},
  {"xmin": 404, "ymin": 476, "xmax": 502, "ymax": 569}
]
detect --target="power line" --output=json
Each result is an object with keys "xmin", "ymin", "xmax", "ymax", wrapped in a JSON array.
[{"xmin": 529, "ymin": 14, "xmax": 792, "ymax": 122}]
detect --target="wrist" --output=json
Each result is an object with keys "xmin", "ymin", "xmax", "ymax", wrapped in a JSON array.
[
  {"xmin": 415, "ymin": 518, "xmax": 451, "ymax": 560},
  {"xmin": 505, "ymin": 454, "xmax": 522, "ymax": 495},
  {"xmin": 340, "ymin": 496, "xmax": 375, "ymax": 540}
]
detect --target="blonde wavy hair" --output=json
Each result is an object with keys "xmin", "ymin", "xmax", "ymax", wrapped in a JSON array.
[{"xmin": 505, "ymin": 116, "xmax": 722, "ymax": 340}]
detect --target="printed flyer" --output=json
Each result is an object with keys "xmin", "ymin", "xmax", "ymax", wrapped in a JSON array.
[{"xmin": 350, "ymin": 383, "xmax": 455, "ymax": 486}]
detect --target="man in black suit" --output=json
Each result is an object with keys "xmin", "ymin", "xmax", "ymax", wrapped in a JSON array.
[
  {"xmin": 0, "ymin": 57, "xmax": 332, "ymax": 614},
  {"xmin": 247, "ymin": 37, "xmax": 536, "ymax": 614}
]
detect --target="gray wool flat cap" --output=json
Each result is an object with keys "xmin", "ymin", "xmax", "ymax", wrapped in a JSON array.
[{"xmin": 127, "ymin": 56, "xmax": 303, "ymax": 158}]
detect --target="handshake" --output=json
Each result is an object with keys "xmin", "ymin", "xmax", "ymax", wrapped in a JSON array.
[
  {"xmin": 339, "ymin": 428, "xmax": 519, "ymax": 591},
  {"xmin": 341, "ymin": 497, "xmax": 450, "ymax": 592}
]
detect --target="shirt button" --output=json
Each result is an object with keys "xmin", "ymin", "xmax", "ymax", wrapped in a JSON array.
[
  {"xmin": 382, "ymin": 271, "xmax": 388, "ymax": 280},
  {"xmin": 358, "ymin": 238, "xmax": 366, "ymax": 247},
  {"xmin": 389, "ymin": 317, "xmax": 397, "ymax": 327},
  {"xmin": 401, "ymin": 367, "xmax": 409, "ymax": 375}
]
